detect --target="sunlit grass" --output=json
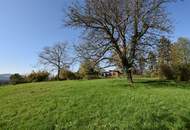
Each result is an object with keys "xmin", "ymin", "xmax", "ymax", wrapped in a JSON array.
[{"xmin": 0, "ymin": 78, "xmax": 190, "ymax": 130}]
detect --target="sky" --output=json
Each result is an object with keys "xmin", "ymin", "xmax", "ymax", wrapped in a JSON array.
[{"xmin": 0, "ymin": 0, "xmax": 190, "ymax": 74}]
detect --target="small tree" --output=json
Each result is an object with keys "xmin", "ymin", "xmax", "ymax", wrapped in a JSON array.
[
  {"xmin": 78, "ymin": 59, "xmax": 100, "ymax": 79},
  {"xmin": 173, "ymin": 64, "xmax": 190, "ymax": 81},
  {"xmin": 10, "ymin": 74, "xmax": 25, "ymax": 85},
  {"xmin": 159, "ymin": 64, "xmax": 175, "ymax": 80},
  {"xmin": 178, "ymin": 65, "xmax": 190, "ymax": 81},
  {"xmin": 60, "ymin": 69, "xmax": 76, "ymax": 80},
  {"xmin": 39, "ymin": 42, "xmax": 72, "ymax": 80}
]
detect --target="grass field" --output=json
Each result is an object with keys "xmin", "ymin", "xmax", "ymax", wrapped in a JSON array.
[{"xmin": 0, "ymin": 78, "xmax": 190, "ymax": 130}]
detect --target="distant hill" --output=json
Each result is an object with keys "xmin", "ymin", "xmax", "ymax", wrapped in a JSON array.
[{"xmin": 0, "ymin": 74, "xmax": 11, "ymax": 83}]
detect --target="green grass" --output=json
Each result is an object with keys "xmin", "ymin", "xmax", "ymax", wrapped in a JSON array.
[{"xmin": 0, "ymin": 78, "xmax": 190, "ymax": 130}]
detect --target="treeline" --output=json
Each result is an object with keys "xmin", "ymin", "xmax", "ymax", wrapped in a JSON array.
[
  {"xmin": 10, "ymin": 71, "xmax": 50, "ymax": 85},
  {"xmin": 9, "ymin": 37, "xmax": 190, "ymax": 85},
  {"xmin": 135, "ymin": 37, "xmax": 190, "ymax": 81},
  {"xmin": 9, "ymin": 60, "xmax": 101, "ymax": 85}
]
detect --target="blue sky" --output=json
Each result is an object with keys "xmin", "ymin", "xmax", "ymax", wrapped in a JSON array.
[{"xmin": 0, "ymin": 0, "xmax": 189, "ymax": 74}]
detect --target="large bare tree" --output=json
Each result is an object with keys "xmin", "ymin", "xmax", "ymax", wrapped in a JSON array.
[
  {"xmin": 39, "ymin": 42, "xmax": 71, "ymax": 80},
  {"xmin": 65, "ymin": 0, "xmax": 175, "ymax": 83}
]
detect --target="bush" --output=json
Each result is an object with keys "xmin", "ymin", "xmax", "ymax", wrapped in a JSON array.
[
  {"xmin": 73, "ymin": 72, "xmax": 83, "ymax": 80},
  {"xmin": 160, "ymin": 64, "xmax": 190, "ymax": 81},
  {"xmin": 10, "ymin": 74, "xmax": 26, "ymax": 85},
  {"xmin": 176, "ymin": 64, "xmax": 190, "ymax": 81},
  {"xmin": 78, "ymin": 67, "xmax": 100, "ymax": 80},
  {"xmin": 78, "ymin": 60, "xmax": 101, "ymax": 80},
  {"xmin": 60, "ymin": 69, "xmax": 77, "ymax": 80},
  {"xmin": 159, "ymin": 64, "xmax": 175, "ymax": 80},
  {"xmin": 27, "ymin": 71, "xmax": 49, "ymax": 82}
]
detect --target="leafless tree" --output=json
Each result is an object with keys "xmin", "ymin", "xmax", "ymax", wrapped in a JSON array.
[
  {"xmin": 65, "ymin": 0, "xmax": 175, "ymax": 83},
  {"xmin": 39, "ymin": 42, "xmax": 72, "ymax": 80}
]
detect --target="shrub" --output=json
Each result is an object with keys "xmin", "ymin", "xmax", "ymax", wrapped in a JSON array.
[
  {"xmin": 10, "ymin": 74, "xmax": 26, "ymax": 85},
  {"xmin": 78, "ymin": 60, "xmax": 101, "ymax": 79},
  {"xmin": 160, "ymin": 64, "xmax": 190, "ymax": 81},
  {"xmin": 60, "ymin": 69, "xmax": 77, "ymax": 80},
  {"xmin": 74, "ymin": 72, "xmax": 83, "ymax": 80},
  {"xmin": 78, "ymin": 66, "xmax": 100, "ymax": 80},
  {"xmin": 159, "ymin": 64, "xmax": 175, "ymax": 80},
  {"xmin": 27, "ymin": 71, "xmax": 49, "ymax": 82},
  {"xmin": 176, "ymin": 64, "xmax": 190, "ymax": 81}
]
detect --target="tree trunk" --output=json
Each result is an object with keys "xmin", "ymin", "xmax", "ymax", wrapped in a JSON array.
[
  {"xmin": 57, "ymin": 68, "xmax": 61, "ymax": 80},
  {"xmin": 127, "ymin": 69, "xmax": 133, "ymax": 84},
  {"xmin": 122, "ymin": 58, "xmax": 134, "ymax": 84},
  {"xmin": 123, "ymin": 67, "xmax": 134, "ymax": 84}
]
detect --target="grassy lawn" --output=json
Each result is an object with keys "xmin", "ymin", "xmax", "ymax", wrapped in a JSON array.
[{"xmin": 0, "ymin": 78, "xmax": 190, "ymax": 130}]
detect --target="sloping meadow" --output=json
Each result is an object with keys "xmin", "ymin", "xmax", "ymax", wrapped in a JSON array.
[{"xmin": 0, "ymin": 79, "xmax": 190, "ymax": 130}]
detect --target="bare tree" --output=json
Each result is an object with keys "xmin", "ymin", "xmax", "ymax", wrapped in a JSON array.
[
  {"xmin": 39, "ymin": 42, "xmax": 71, "ymax": 80},
  {"xmin": 65, "ymin": 0, "xmax": 175, "ymax": 83}
]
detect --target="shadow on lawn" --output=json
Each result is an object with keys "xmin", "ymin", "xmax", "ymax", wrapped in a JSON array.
[
  {"xmin": 109, "ymin": 78, "xmax": 190, "ymax": 89},
  {"xmin": 135, "ymin": 79, "xmax": 190, "ymax": 89}
]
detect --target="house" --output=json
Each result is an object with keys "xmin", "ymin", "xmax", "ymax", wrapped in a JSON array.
[{"xmin": 101, "ymin": 70, "xmax": 122, "ymax": 78}]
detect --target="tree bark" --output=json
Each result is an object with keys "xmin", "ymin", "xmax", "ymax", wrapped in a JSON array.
[
  {"xmin": 127, "ymin": 69, "xmax": 133, "ymax": 84},
  {"xmin": 122, "ymin": 57, "xmax": 134, "ymax": 84},
  {"xmin": 123, "ymin": 66, "xmax": 133, "ymax": 84},
  {"xmin": 57, "ymin": 68, "xmax": 61, "ymax": 80}
]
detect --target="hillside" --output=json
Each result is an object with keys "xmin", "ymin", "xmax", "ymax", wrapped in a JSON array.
[{"xmin": 0, "ymin": 79, "xmax": 190, "ymax": 130}]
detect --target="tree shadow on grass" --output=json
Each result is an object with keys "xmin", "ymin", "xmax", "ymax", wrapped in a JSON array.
[
  {"xmin": 109, "ymin": 78, "xmax": 190, "ymax": 89},
  {"xmin": 135, "ymin": 79, "xmax": 190, "ymax": 89},
  {"xmin": 109, "ymin": 79, "xmax": 134, "ymax": 88}
]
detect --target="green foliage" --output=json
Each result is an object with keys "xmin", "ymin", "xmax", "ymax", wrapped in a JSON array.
[
  {"xmin": 78, "ymin": 59, "xmax": 100, "ymax": 79},
  {"xmin": 73, "ymin": 72, "xmax": 83, "ymax": 80},
  {"xmin": 1, "ymin": 79, "xmax": 190, "ymax": 129},
  {"xmin": 60, "ymin": 69, "xmax": 78, "ymax": 80},
  {"xmin": 160, "ymin": 64, "xmax": 190, "ymax": 81},
  {"xmin": 27, "ymin": 71, "xmax": 49, "ymax": 82},
  {"xmin": 158, "ymin": 37, "xmax": 190, "ymax": 81},
  {"xmin": 10, "ymin": 73, "xmax": 26, "ymax": 85},
  {"xmin": 159, "ymin": 64, "xmax": 175, "ymax": 80},
  {"xmin": 175, "ymin": 64, "xmax": 190, "ymax": 81}
]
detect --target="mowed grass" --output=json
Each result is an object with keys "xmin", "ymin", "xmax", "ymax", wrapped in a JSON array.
[{"xmin": 0, "ymin": 79, "xmax": 190, "ymax": 130}]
